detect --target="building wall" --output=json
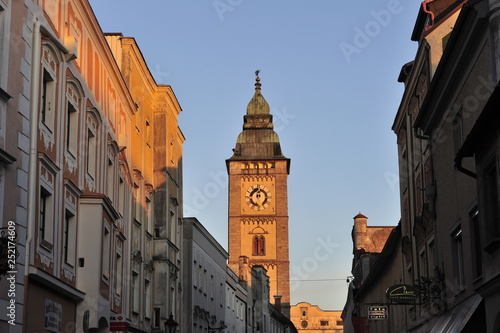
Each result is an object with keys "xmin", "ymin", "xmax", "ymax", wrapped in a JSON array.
[
  {"xmin": 106, "ymin": 33, "xmax": 185, "ymax": 332},
  {"xmin": 291, "ymin": 302, "xmax": 343, "ymax": 333},
  {"xmin": 390, "ymin": 1, "xmax": 496, "ymax": 332},
  {"xmin": 390, "ymin": 2, "xmax": 464, "ymax": 331},
  {"xmin": 182, "ymin": 217, "xmax": 228, "ymax": 332},
  {"xmin": 225, "ymin": 267, "xmax": 251, "ymax": 332},
  {"xmin": 0, "ymin": 0, "xmax": 28, "ymax": 331},
  {"xmin": 5, "ymin": 1, "xmax": 184, "ymax": 332}
]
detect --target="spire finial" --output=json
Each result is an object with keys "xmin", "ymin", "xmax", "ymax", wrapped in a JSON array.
[{"xmin": 254, "ymin": 69, "xmax": 261, "ymax": 90}]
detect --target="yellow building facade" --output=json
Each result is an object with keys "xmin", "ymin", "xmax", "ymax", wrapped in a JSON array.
[
  {"xmin": 291, "ymin": 302, "xmax": 344, "ymax": 333},
  {"xmin": 6, "ymin": 1, "xmax": 184, "ymax": 332}
]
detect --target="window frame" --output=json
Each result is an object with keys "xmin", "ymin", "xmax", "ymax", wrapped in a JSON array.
[
  {"xmin": 482, "ymin": 155, "xmax": 500, "ymax": 252},
  {"xmin": 63, "ymin": 209, "xmax": 76, "ymax": 266},
  {"xmin": 451, "ymin": 224, "xmax": 465, "ymax": 294},
  {"xmin": 39, "ymin": 186, "xmax": 54, "ymax": 250}
]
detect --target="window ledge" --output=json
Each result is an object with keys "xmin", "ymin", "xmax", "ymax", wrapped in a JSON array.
[
  {"xmin": 0, "ymin": 87, "xmax": 12, "ymax": 101},
  {"xmin": 0, "ymin": 148, "xmax": 16, "ymax": 165},
  {"xmin": 40, "ymin": 239, "xmax": 53, "ymax": 251}
]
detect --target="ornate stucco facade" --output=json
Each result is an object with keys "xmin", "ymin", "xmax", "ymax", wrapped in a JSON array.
[{"xmin": 0, "ymin": 1, "xmax": 183, "ymax": 332}]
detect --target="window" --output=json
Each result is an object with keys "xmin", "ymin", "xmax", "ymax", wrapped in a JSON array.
[
  {"xmin": 253, "ymin": 236, "xmax": 265, "ymax": 255},
  {"xmin": 118, "ymin": 176, "xmax": 125, "ymax": 216},
  {"xmin": 40, "ymin": 189, "xmax": 47, "ymax": 240},
  {"xmin": 131, "ymin": 271, "xmax": 139, "ymax": 313},
  {"xmin": 483, "ymin": 157, "xmax": 500, "ymax": 251},
  {"xmin": 39, "ymin": 187, "xmax": 54, "ymax": 248},
  {"xmin": 451, "ymin": 225, "xmax": 465, "ymax": 293},
  {"xmin": 198, "ymin": 265, "xmax": 203, "ymax": 292},
  {"xmin": 145, "ymin": 279, "xmax": 152, "ymax": 319},
  {"xmin": 64, "ymin": 210, "xmax": 76, "ymax": 265},
  {"xmin": 419, "ymin": 248, "xmax": 427, "ymax": 278},
  {"xmin": 86, "ymin": 111, "xmax": 99, "ymax": 183},
  {"xmin": 203, "ymin": 269, "xmax": 207, "ymax": 294},
  {"xmin": 0, "ymin": 4, "xmax": 6, "ymax": 87},
  {"xmin": 115, "ymin": 250, "xmax": 123, "ymax": 296},
  {"xmin": 133, "ymin": 186, "xmax": 141, "ymax": 223},
  {"xmin": 154, "ymin": 308, "xmax": 161, "ymax": 328},
  {"xmin": 452, "ymin": 109, "xmax": 464, "ymax": 155},
  {"xmin": 470, "ymin": 208, "xmax": 482, "ymax": 279},
  {"xmin": 220, "ymin": 283, "xmax": 224, "ymax": 307},
  {"xmin": 66, "ymin": 101, "xmax": 78, "ymax": 156},
  {"xmin": 169, "ymin": 209, "xmax": 176, "ymax": 240},
  {"xmin": 193, "ymin": 260, "xmax": 198, "ymax": 288},
  {"xmin": 320, "ymin": 320, "xmax": 329, "ymax": 326},
  {"xmin": 428, "ymin": 239, "xmax": 435, "ymax": 276},
  {"xmin": 210, "ymin": 275, "xmax": 214, "ymax": 299},
  {"xmin": 145, "ymin": 119, "xmax": 151, "ymax": 148},
  {"xmin": 41, "ymin": 69, "xmax": 56, "ymax": 129},
  {"xmin": 102, "ymin": 225, "xmax": 110, "ymax": 281},
  {"xmin": 87, "ymin": 128, "xmax": 96, "ymax": 178},
  {"xmin": 107, "ymin": 157, "xmax": 114, "ymax": 201},
  {"xmin": 146, "ymin": 197, "xmax": 152, "ymax": 234}
]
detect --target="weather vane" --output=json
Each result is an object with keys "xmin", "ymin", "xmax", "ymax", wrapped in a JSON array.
[{"xmin": 255, "ymin": 69, "xmax": 260, "ymax": 78}]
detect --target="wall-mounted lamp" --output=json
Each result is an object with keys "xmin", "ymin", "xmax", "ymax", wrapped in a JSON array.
[{"xmin": 164, "ymin": 314, "xmax": 178, "ymax": 333}]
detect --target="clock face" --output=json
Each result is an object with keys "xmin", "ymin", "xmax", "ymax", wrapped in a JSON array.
[{"xmin": 245, "ymin": 184, "xmax": 271, "ymax": 211}]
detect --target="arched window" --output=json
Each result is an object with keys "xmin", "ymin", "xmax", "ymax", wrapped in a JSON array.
[{"xmin": 253, "ymin": 235, "xmax": 265, "ymax": 256}]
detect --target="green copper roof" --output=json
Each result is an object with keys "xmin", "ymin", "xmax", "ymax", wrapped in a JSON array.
[
  {"xmin": 246, "ymin": 77, "xmax": 270, "ymax": 115},
  {"xmin": 228, "ymin": 73, "xmax": 288, "ymax": 161}
]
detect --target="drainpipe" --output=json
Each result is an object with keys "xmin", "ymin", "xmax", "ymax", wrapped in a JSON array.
[
  {"xmin": 422, "ymin": 1, "xmax": 436, "ymax": 25},
  {"xmin": 26, "ymin": 18, "xmax": 41, "ymax": 278},
  {"xmin": 413, "ymin": 127, "xmax": 440, "ymax": 274}
]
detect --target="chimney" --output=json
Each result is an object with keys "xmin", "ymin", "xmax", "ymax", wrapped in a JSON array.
[
  {"xmin": 274, "ymin": 295, "xmax": 282, "ymax": 313},
  {"xmin": 238, "ymin": 256, "xmax": 250, "ymax": 282}
]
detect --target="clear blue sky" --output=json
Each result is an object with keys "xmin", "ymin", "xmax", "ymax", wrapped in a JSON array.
[{"xmin": 89, "ymin": 0, "xmax": 421, "ymax": 310}]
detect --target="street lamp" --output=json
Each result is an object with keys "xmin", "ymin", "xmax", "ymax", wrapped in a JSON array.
[{"xmin": 164, "ymin": 314, "xmax": 178, "ymax": 333}]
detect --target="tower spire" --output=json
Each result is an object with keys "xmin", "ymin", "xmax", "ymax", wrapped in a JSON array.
[
  {"xmin": 255, "ymin": 69, "xmax": 261, "ymax": 90},
  {"xmin": 228, "ymin": 72, "xmax": 289, "ymax": 163}
]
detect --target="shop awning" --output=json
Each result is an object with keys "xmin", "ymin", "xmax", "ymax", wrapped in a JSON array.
[{"xmin": 430, "ymin": 294, "xmax": 482, "ymax": 333}]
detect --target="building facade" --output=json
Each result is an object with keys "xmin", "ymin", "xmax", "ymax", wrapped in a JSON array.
[
  {"xmin": 182, "ymin": 217, "xmax": 298, "ymax": 333},
  {"xmin": 343, "ymin": 0, "xmax": 500, "ymax": 332},
  {"xmin": 0, "ymin": 0, "xmax": 29, "ymax": 331},
  {"xmin": 182, "ymin": 217, "xmax": 228, "ymax": 332},
  {"xmin": 0, "ymin": 1, "xmax": 184, "ymax": 332},
  {"xmin": 291, "ymin": 302, "xmax": 344, "ymax": 333},
  {"xmin": 342, "ymin": 214, "xmax": 397, "ymax": 333},
  {"xmin": 226, "ymin": 265, "xmax": 251, "ymax": 332},
  {"xmin": 412, "ymin": 0, "xmax": 500, "ymax": 331},
  {"xmin": 226, "ymin": 74, "xmax": 291, "ymax": 317}
]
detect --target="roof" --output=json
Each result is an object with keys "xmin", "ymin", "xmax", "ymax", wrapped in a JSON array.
[{"xmin": 227, "ymin": 75, "xmax": 290, "ymax": 164}]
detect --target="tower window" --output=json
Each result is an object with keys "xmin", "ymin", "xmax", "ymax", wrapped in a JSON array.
[{"xmin": 253, "ymin": 235, "xmax": 265, "ymax": 255}]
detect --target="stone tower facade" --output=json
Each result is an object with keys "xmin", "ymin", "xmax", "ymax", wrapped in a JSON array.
[{"xmin": 226, "ymin": 74, "xmax": 291, "ymax": 317}]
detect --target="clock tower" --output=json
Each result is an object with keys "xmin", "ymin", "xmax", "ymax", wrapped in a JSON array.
[{"xmin": 226, "ymin": 73, "xmax": 291, "ymax": 316}]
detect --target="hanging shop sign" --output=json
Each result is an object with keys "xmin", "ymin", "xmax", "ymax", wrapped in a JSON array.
[
  {"xmin": 386, "ymin": 284, "xmax": 418, "ymax": 304},
  {"xmin": 368, "ymin": 306, "xmax": 388, "ymax": 320}
]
